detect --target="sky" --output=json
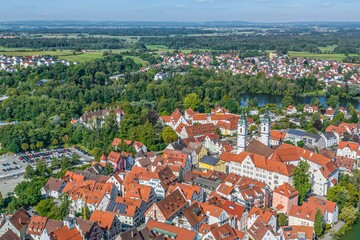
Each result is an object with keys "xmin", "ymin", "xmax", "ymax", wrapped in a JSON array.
[{"xmin": 1, "ymin": 0, "xmax": 360, "ymax": 22}]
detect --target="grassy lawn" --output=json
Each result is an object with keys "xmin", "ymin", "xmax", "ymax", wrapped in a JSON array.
[
  {"xmin": 123, "ymin": 55, "xmax": 149, "ymax": 66},
  {"xmin": 146, "ymin": 44, "xmax": 211, "ymax": 55},
  {"xmin": 288, "ymin": 51, "xmax": 357, "ymax": 62},
  {"xmin": 318, "ymin": 45, "xmax": 338, "ymax": 53},
  {"xmin": 0, "ymin": 49, "xmax": 139, "ymax": 63}
]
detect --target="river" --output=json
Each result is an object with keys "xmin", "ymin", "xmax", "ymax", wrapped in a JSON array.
[
  {"xmin": 239, "ymin": 94, "xmax": 360, "ymax": 110},
  {"xmin": 343, "ymin": 221, "xmax": 360, "ymax": 239}
]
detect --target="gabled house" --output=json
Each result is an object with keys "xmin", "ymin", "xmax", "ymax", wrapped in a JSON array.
[
  {"xmin": 166, "ymin": 183, "xmax": 204, "ymax": 204},
  {"xmin": 272, "ymin": 183, "xmax": 298, "ymax": 215},
  {"xmin": 103, "ymin": 151, "xmax": 126, "ymax": 171},
  {"xmin": 286, "ymin": 105, "xmax": 297, "ymax": 115},
  {"xmin": 89, "ymin": 210, "xmax": 122, "ymax": 240},
  {"xmin": 278, "ymin": 225, "xmax": 314, "ymax": 240},
  {"xmin": 41, "ymin": 177, "xmax": 66, "ymax": 199},
  {"xmin": 337, "ymin": 141, "xmax": 359, "ymax": 160},
  {"xmin": 160, "ymin": 108, "xmax": 188, "ymax": 131},
  {"xmin": 0, "ymin": 209, "xmax": 31, "ymax": 239},
  {"xmin": 146, "ymin": 219, "xmax": 197, "ymax": 240},
  {"xmin": 247, "ymin": 220, "xmax": 278, "ymax": 240},
  {"xmin": 107, "ymin": 171, "xmax": 125, "ymax": 195},
  {"xmin": 173, "ymin": 202, "xmax": 207, "ymax": 232},
  {"xmin": 247, "ymin": 207, "xmax": 277, "ymax": 231},
  {"xmin": 145, "ymin": 189, "xmax": 188, "ymax": 223},
  {"xmin": 202, "ymin": 223, "xmax": 248, "ymax": 240},
  {"xmin": 199, "ymin": 202, "xmax": 229, "ymax": 226}
]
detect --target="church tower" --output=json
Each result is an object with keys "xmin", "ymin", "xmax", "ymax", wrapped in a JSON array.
[
  {"xmin": 237, "ymin": 111, "xmax": 248, "ymax": 153},
  {"xmin": 260, "ymin": 110, "xmax": 271, "ymax": 146}
]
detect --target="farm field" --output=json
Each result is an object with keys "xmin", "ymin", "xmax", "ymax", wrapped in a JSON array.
[
  {"xmin": 0, "ymin": 49, "xmax": 145, "ymax": 63},
  {"xmin": 318, "ymin": 45, "xmax": 338, "ymax": 53},
  {"xmin": 287, "ymin": 51, "xmax": 357, "ymax": 62},
  {"xmin": 146, "ymin": 44, "xmax": 211, "ymax": 55}
]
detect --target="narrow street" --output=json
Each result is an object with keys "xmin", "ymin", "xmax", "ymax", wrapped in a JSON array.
[{"xmin": 321, "ymin": 221, "xmax": 345, "ymax": 240}]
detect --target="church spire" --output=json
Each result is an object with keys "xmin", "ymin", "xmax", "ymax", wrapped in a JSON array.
[
  {"xmin": 236, "ymin": 110, "xmax": 248, "ymax": 153},
  {"xmin": 260, "ymin": 109, "xmax": 271, "ymax": 146}
]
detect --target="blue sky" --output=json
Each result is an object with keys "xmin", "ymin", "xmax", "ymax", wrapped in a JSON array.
[{"xmin": 2, "ymin": 0, "xmax": 360, "ymax": 22}]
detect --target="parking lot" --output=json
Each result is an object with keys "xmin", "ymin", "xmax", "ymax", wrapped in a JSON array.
[
  {"xmin": 0, "ymin": 154, "xmax": 27, "ymax": 179},
  {"xmin": 0, "ymin": 147, "xmax": 94, "ymax": 196},
  {"xmin": 0, "ymin": 147, "xmax": 93, "ymax": 179}
]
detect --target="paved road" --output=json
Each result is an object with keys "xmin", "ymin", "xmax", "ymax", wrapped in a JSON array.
[{"xmin": 322, "ymin": 221, "xmax": 345, "ymax": 240}]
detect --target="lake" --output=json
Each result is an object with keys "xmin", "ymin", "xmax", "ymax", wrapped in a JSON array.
[{"xmin": 239, "ymin": 94, "xmax": 360, "ymax": 110}]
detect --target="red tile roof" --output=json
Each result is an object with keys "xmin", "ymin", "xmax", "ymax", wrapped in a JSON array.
[
  {"xmin": 89, "ymin": 210, "xmax": 116, "ymax": 230},
  {"xmin": 51, "ymin": 226, "xmax": 82, "ymax": 240},
  {"xmin": 338, "ymin": 141, "xmax": 359, "ymax": 151},
  {"xmin": 147, "ymin": 220, "xmax": 196, "ymax": 239},
  {"xmin": 273, "ymin": 183, "xmax": 298, "ymax": 198}
]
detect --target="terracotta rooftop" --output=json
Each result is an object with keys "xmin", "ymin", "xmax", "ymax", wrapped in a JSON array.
[
  {"xmin": 181, "ymin": 202, "xmax": 207, "ymax": 227},
  {"xmin": 146, "ymin": 219, "xmax": 196, "ymax": 240},
  {"xmin": 156, "ymin": 189, "xmax": 188, "ymax": 219},
  {"xmin": 281, "ymin": 225, "xmax": 314, "ymax": 240},
  {"xmin": 273, "ymin": 183, "xmax": 298, "ymax": 198},
  {"xmin": 51, "ymin": 226, "xmax": 82, "ymax": 240},
  {"xmin": 89, "ymin": 210, "xmax": 116, "ymax": 230},
  {"xmin": 338, "ymin": 141, "xmax": 359, "ymax": 151}
]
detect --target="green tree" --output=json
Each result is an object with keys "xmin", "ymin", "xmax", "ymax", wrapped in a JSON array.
[
  {"xmin": 0, "ymin": 192, "xmax": 4, "ymax": 208},
  {"xmin": 36, "ymin": 141, "xmax": 44, "ymax": 150},
  {"xmin": 103, "ymin": 163, "xmax": 114, "ymax": 175},
  {"xmin": 350, "ymin": 111, "xmax": 359, "ymax": 124},
  {"xmin": 277, "ymin": 213, "xmax": 287, "ymax": 227},
  {"xmin": 24, "ymin": 165, "xmax": 35, "ymax": 179},
  {"xmin": 184, "ymin": 93, "xmax": 201, "ymax": 110},
  {"xmin": 35, "ymin": 198, "xmax": 55, "ymax": 217},
  {"xmin": 224, "ymin": 98, "xmax": 239, "ymax": 113},
  {"xmin": 296, "ymin": 140, "xmax": 305, "ymax": 148},
  {"xmin": 161, "ymin": 127, "xmax": 178, "ymax": 145},
  {"xmin": 292, "ymin": 160, "xmax": 311, "ymax": 204},
  {"xmin": 14, "ymin": 177, "xmax": 47, "ymax": 207},
  {"xmin": 35, "ymin": 160, "xmax": 48, "ymax": 178},
  {"xmin": 314, "ymin": 209, "xmax": 324, "ymax": 237},
  {"xmin": 21, "ymin": 143, "xmax": 29, "ymax": 152},
  {"xmin": 327, "ymin": 185, "xmax": 349, "ymax": 211},
  {"xmin": 58, "ymin": 195, "xmax": 70, "ymax": 219},
  {"xmin": 62, "ymin": 135, "xmax": 70, "ymax": 145},
  {"xmin": 82, "ymin": 205, "xmax": 91, "ymax": 220},
  {"xmin": 52, "ymin": 138, "xmax": 59, "ymax": 146},
  {"xmin": 326, "ymin": 95, "xmax": 339, "ymax": 108},
  {"xmin": 9, "ymin": 142, "xmax": 19, "ymax": 153},
  {"xmin": 281, "ymin": 95, "xmax": 294, "ymax": 107},
  {"xmin": 247, "ymin": 97, "xmax": 258, "ymax": 108},
  {"xmin": 310, "ymin": 97, "xmax": 321, "ymax": 106},
  {"xmin": 339, "ymin": 205, "xmax": 358, "ymax": 225},
  {"xmin": 332, "ymin": 112, "xmax": 344, "ymax": 123}
]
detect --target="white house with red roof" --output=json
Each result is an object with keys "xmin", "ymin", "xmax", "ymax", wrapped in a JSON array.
[
  {"xmin": 199, "ymin": 202, "xmax": 230, "ymax": 226},
  {"xmin": 103, "ymin": 151, "xmax": 126, "ymax": 171},
  {"xmin": 312, "ymin": 161, "xmax": 339, "ymax": 196},
  {"xmin": 106, "ymin": 171, "xmax": 125, "ymax": 195},
  {"xmin": 325, "ymin": 107, "xmax": 335, "ymax": 119},
  {"xmin": 304, "ymin": 105, "xmax": 318, "ymax": 114},
  {"xmin": 286, "ymin": 105, "xmax": 297, "ymax": 115},
  {"xmin": 221, "ymin": 151, "xmax": 294, "ymax": 191},
  {"xmin": 160, "ymin": 108, "xmax": 188, "ymax": 130},
  {"xmin": 337, "ymin": 141, "xmax": 359, "ymax": 160}
]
